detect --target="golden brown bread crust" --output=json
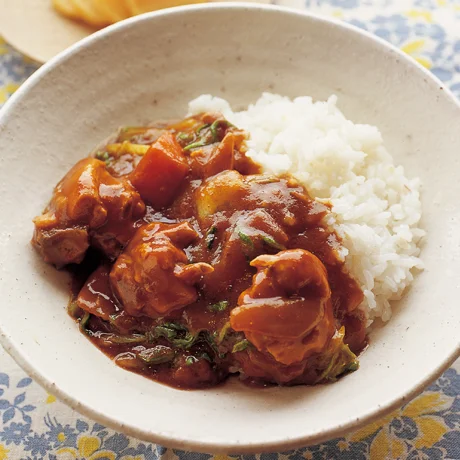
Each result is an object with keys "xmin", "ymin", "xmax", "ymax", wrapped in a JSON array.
[{"xmin": 52, "ymin": 0, "xmax": 205, "ymax": 27}]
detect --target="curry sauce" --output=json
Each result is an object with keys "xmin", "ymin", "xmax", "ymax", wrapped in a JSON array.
[{"xmin": 33, "ymin": 113, "xmax": 366, "ymax": 389}]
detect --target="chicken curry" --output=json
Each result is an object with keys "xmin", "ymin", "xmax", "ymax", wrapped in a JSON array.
[{"xmin": 32, "ymin": 113, "xmax": 367, "ymax": 389}]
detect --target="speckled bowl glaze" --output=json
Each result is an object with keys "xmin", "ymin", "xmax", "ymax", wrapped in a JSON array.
[{"xmin": 0, "ymin": 3, "xmax": 459, "ymax": 454}]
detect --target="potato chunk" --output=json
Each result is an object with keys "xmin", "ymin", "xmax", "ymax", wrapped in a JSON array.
[
  {"xmin": 110, "ymin": 222, "xmax": 213, "ymax": 318},
  {"xmin": 195, "ymin": 170, "xmax": 249, "ymax": 220}
]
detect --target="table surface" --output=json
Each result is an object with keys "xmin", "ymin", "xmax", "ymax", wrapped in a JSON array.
[{"xmin": 1, "ymin": 1, "xmax": 459, "ymax": 459}]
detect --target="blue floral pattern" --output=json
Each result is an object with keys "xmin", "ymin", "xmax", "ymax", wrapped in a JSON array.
[
  {"xmin": 0, "ymin": 358, "xmax": 457, "ymax": 458},
  {"xmin": 0, "ymin": 1, "xmax": 459, "ymax": 458}
]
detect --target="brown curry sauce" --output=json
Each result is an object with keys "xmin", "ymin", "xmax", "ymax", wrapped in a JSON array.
[{"xmin": 33, "ymin": 113, "xmax": 367, "ymax": 390}]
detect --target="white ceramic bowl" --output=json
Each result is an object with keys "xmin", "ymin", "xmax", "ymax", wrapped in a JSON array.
[{"xmin": 0, "ymin": 3, "xmax": 459, "ymax": 454}]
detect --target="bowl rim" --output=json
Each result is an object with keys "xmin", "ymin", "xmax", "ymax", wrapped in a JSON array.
[{"xmin": 1, "ymin": 2, "xmax": 459, "ymax": 453}]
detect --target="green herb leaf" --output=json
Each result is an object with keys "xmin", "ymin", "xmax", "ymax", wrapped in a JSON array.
[
  {"xmin": 208, "ymin": 300, "xmax": 229, "ymax": 313},
  {"xmin": 137, "ymin": 346, "xmax": 175, "ymax": 365},
  {"xmin": 316, "ymin": 332, "xmax": 359, "ymax": 383},
  {"xmin": 202, "ymin": 331, "xmax": 226, "ymax": 359},
  {"xmin": 95, "ymin": 151, "xmax": 110, "ymax": 162},
  {"xmin": 232, "ymin": 339, "xmax": 250, "ymax": 353},
  {"xmin": 171, "ymin": 332, "xmax": 199, "ymax": 349},
  {"xmin": 185, "ymin": 356, "xmax": 198, "ymax": 366},
  {"xmin": 196, "ymin": 123, "xmax": 210, "ymax": 134},
  {"xmin": 210, "ymin": 119, "xmax": 234, "ymax": 141},
  {"xmin": 68, "ymin": 301, "xmax": 81, "ymax": 319},
  {"xmin": 105, "ymin": 334, "xmax": 147, "ymax": 345},
  {"xmin": 206, "ymin": 226, "xmax": 218, "ymax": 250},
  {"xmin": 200, "ymin": 352, "xmax": 212, "ymax": 362},
  {"xmin": 153, "ymin": 325, "xmax": 178, "ymax": 340},
  {"xmin": 216, "ymin": 322, "xmax": 232, "ymax": 345},
  {"xmin": 182, "ymin": 121, "xmax": 232, "ymax": 151},
  {"xmin": 177, "ymin": 132, "xmax": 193, "ymax": 142},
  {"xmin": 238, "ymin": 231, "xmax": 254, "ymax": 249},
  {"xmin": 162, "ymin": 322, "xmax": 188, "ymax": 332},
  {"xmin": 153, "ymin": 323, "xmax": 199, "ymax": 349},
  {"xmin": 79, "ymin": 312, "xmax": 90, "ymax": 333},
  {"xmin": 261, "ymin": 235, "xmax": 286, "ymax": 251},
  {"xmin": 183, "ymin": 139, "xmax": 209, "ymax": 151},
  {"xmin": 347, "ymin": 361, "xmax": 359, "ymax": 372}
]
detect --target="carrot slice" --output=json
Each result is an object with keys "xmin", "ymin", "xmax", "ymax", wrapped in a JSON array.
[{"xmin": 129, "ymin": 133, "xmax": 189, "ymax": 208}]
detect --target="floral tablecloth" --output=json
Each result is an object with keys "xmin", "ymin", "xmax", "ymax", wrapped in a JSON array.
[{"xmin": 0, "ymin": 1, "xmax": 459, "ymax": 459}]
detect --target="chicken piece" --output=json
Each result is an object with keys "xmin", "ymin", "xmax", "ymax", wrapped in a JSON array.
[
  {"xmin": 129, "ymin": 133, "xmax": 189, "ymax": 209},
  {"xmin": 202, "ymin": 209, "xmax": 289, "ymax": 297},
  {"xmin": 33, "ymin": 158, "xmax": 145, "ymax": 265},
  {"xmin": 110, "ymin": 222, "xmax": 213, "ymax": 318},
  {"xmin": 77, "ymin": 264, "xmax": 120, "ymax": 321},
  {"xmin": 234, "ymin": 347, "xmax": 310, "ymax": 385},
  {"xmin": 76, "ymin": 264, "xmax": 149, "ymax": 334},
  {"xmin": 32, "ymin": 227, "xmax": 89, "ymax": 267},
  {"xmin": 230, "ymin": 249, "xmax": 335, "ymax": 366},
  {"xmin": 171, "ymin": 355, "xmax": 219, "ymax": 389}
]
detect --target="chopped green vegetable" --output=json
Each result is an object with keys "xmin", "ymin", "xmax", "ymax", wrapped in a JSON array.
[
  {"xmin": 105, "ymin": 334, "xmax": 147, "ymax": 345},
  {"xmin": 183, "ymin": 120, "xmax": 232, "ymax": 151},
  {"xmin": 171, "ymin": 332, "xmax": 199, "ymax": 349},
  {"xmin": 177, "ymin": 132, "xmax": 193, "ymax": 142},
  {"xmin": 162, "ymin": 322, "xmax": 188, "ymax": 331},
  {"xmin": 153, "ymin": 324, "xmax": 178, "ymax": 340},
  {"xmin": 183, "ymin": 139, "xmax": 209, "ymax": 151},
  {"xmin": 152, "ymin": 323, "xmax": 199, "ymax": 349},
  {"xmin": 185, "ymin": 356, "xmax": 198, "ymax": 366},
  {"xmin": 347, "ymin": 360, "xmax": 359, "ymax": 372},
  {"xmin": 232, "ymin": 339, "xmax": 250, "ymax": 353},
  {"xmin": 210, "ymin": 119, "xmax": 232, "ymax": 140},
  {"xmin": 316, "ymin": 327, "xmax": 359, "ymax": 383},
  {"xmin": 261, "ymin": 235, "xmax": 286, "ymax": 251},
  {"xmin": 208, "ymin": 300, "xmax": 229, "ymax": 313},
  {"xmin": 202, "ymin": 331, "xmax": 226, "ymax": 359},
  {"xmin": 196, "ymin": 123, "xmax": 211, "ymax": 134},
  {"xmin": 95, "ymin": 151, "xmax": 110, "ymax": 162},
  {"xmin": 68, "ymin": 301, "xmax": 81, "ymax": 319},
  {"xmin": 137, "ymin": 346, "xmax": 175, "ymax": 365},
  {"xmin": 200, "ymin": 352, "xmax": 212, "ymax": 362},
  {"xmin": 216, "ymin": 322, "xmax": 232, "ymax": 345},
  {"xmin": 238, "ymin": 231, "xmax": 254, "ymax": 249},
  {"xmin": 206, "ymin": 226, "xmax": 218, "ymax": 250},
  {"xmin": 79, "ymin": 312, "xmax": 90, "ymax": 333},
  {"xmin": 149, "ymin": 322, "xmax": 227, "ymax": 358}
]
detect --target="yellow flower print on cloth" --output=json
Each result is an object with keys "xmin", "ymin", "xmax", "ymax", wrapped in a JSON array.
[
  {"xmin": 400, "ymin": 39, "xmax": 432, "ymax": 69},
  {"xmin": 0, "ymin": 444, "xmax": 9, "ymax": 460},
  {"xmin": 349, "ymin": 392, "xmax": 454, "ymax": 460},
  {"xmin": 0, "ymin": 83, "xmax": 20, "ymax": 105},
  {"xmin": 56, "ymin": 435, "xmax": 116, "ymax": 460}
]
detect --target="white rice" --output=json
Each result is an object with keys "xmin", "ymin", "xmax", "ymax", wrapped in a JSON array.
[{"xmin": 188, "ymin": 93, "xmax": 424, "ymax": 325}]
